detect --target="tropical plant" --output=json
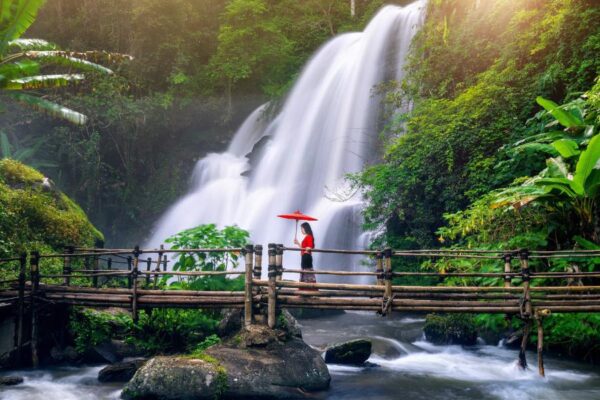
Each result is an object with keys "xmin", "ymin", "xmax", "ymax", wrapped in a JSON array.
[
  {"xmin": 0, "ymin": 130, "xmax": 55, "ymax": 168},
  {"xmin": 0, "ymin": 0, "xmax": 131, "ymax": 124},
  {"xmin": 163, "ymin": 224, "xmax": 250, "ymax": 291},
  {"xmin": 493, "ymin": 90, "xmax": 600, "ymax": 243}
]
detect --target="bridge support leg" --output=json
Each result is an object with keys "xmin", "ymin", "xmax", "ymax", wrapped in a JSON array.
[
  {"xmin": 15, "ymin": 252, "xmax": 26, "ymax": 366},
  {"xmin": 244, "ymin": 244, "xmax": 254, "ymax": 326},
  {"xmin": 535, "ymin": 309, "xmax": 550, "ymax": 377},
  {"xmin": 268, "ymin": 244, "xmax": 277, "ymax": 329},
  {"xmin": 518, "ymin": 319, "xmax": 531, "ymax": 370},
  {"xmin": 131, "ymin": 246, "xmax": 140, "ymax": 324},
  {"xmin": 30, "ymin": 251, "xmax": 40, "ymax": 368}
]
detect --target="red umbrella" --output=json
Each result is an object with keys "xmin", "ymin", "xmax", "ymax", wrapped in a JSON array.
[{"xmin": 277, "ymin": 210, "xmax": 318, "ymax": 241}]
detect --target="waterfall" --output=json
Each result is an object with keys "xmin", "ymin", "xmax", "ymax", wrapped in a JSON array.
[{"xmin": 147, "ymin": 1, "xmax": 426, "ymax": 278}]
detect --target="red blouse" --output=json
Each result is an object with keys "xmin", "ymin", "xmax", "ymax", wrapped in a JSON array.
[{"xmin": 301, "ymin": 234, "xmax": 314, "ymax": 255}]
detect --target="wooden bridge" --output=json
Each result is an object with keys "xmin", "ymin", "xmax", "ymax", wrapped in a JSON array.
[{"xmin": 2, "ymin": 244, "xmax": 600, "ymax": 376}]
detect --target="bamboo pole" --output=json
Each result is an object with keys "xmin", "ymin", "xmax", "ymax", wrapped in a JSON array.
[
  {"xmin": 154, "ymin": 245, "xmax": 163, "ymax": 289},
  {"xmin": 535, "ymin": 309, "xmax": 549, "ymax": 377},
  {"xmin": 244, "ymin": 244, "xmax": 254, "ymax": 326},
  {"xmin": 63, "ymin": 245, "xmax": 73, "ymax": 286},
  {"xmin": 268, "ymin": 244, "xmax": 277, "ymax": 328},
  {"xmin": 30, "ymin": 251, "xmax": 40, "ymax": 368},
  {"xmin": 127, "ymin": 256, "xmax": 132, "ymax": 289},
  {"xmin": 383, "ymin": 248, "xmax": 392, "ymax": 299},
  {"xmin": 276, "ymin": 244, "xmax": 283, "ymax": 281},
  {"xmin": 15, "ymin": 252, "xmax": 26, "ymax": 366},
  {"xmin": 375, "ymin": 251, "xmax": 383, "ymax": 286},
  {"xmin": 132, "ymin": 247, "xmax": 140, "ymax": 323},
  {"xmin": 254, "ymin": 245, "xmax": 263, "ymax": 280}
]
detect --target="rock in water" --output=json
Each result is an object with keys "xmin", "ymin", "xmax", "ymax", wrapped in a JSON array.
[
  {"xmin": 0, "ymin": 376, "xmax": 24, "ymax": 386},
  {"xmin": 423, "ymin": 313, "xmax": 478, "ymax": 346},
  {"xmin": 121, "ymin": 356, "xmax": 227, "ymax": 399},
  {"xmin": 324, "ymin": 339, "xmax": 372, "ymax": 365},
  {"xmin": 98, "ymin": 359, "xmax": 146, "ymax": 382},
  {"xmin": 122, "ymin": 322, "xmax": 330, "ymax": 399}
]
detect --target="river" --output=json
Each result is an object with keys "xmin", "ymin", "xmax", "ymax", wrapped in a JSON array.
[{"xmin": 2, "ymin": 311, "xmax": 600, "ymax": 400}]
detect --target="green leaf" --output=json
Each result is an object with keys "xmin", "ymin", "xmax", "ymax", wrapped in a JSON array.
[
  {"xmin": 536, "ymin": 96, "xmax": 584, "ymax": 128},
  {"xmin": 574, "ymin": 134, "xmax": 600, "ymax": 191},
  {"xmin": 3, "ymin": 73, "xmax": 84, "ymax": 90},
  {"xmin": 544, "ymin": 157, "xmax": 569, "ymax": 178},
  {"xmin": 25, "ymin": 51, "xmax": 114, "ymax": 74},
  {"xmin": 0, "ymin": 59, "xmax": 40, "ymax": 82},
  {"xmin": 551, "ymin": 139, "xmax": 580, "ymax": 158},
  {"xmin": 8, "ymin": 38, "xmax": 56, "ymax": 51},
  {"xmin": 0, "ymin": 0, "xmax": 46, "ymax": 55},
  {"xmin": 9, "ymin": 92, "xmax": 88, "ymax": 125}
]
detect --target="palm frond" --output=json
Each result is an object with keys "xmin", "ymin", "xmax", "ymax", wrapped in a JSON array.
[
  {"xmin": 8, "ymin": 92, "xmax": 87, "ymax": 125},
  {"xmin": 0, "ymin": 59, "xmax": 39, "ymax": 82},
  {"xmin": 3, "ymin": 73, "xmax": 84, "ymax": 90},
  {"xmin": 8, "ymin": 38, "xmax": 56, "ymax": 51},
  {"xmin": 25, "ymin": 51, "xmax": 115, "ymax": 74},
  {"xmin": 0, "ymin": 0, "xmax": 46, "ymax": 56}
]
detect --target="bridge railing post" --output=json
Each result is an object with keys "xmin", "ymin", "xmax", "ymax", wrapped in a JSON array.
[
  {"xmin": 253, "ymin": 245, "xmax": 263, "ymax": 281},
  {"xmin": 375, "ymin": 251, "xmax": 383, "ymax": 286},
  {"xmin": 268, "ymin": 244, "xmax": 277, "ymax": 328},
  {"xmin": 154, "ymin": 245, "xmax": 164, "ymax": 289},
  {"xmin": 503, "ymin": 253, "xmax": 512, "ymax": 288},
  {"xmin": 383, "ymin": 248, "xmax": 393, "ymax": 299},
  {"xmin": 146, "ymin": 257, "xmax": 152, "ymax": 287},
  {"xmin": 15, "ymin": 252, "xmax": 27, "ymax": 366},
  {"xmin": 244, "ymin": 244, "xmax": 254, "ymax": 326},
  {"xmin": 127, "ymin": 256, "xmax": 133, "ymax": 289},
  {"xmin": 276, "ymin": 244, "xmax": 284, "ymax": 281},
  {"xmin": 63, "ymin": 245, "xmax": 74, "ymax": 286},
  {"xmin": 131, "ymin": 246, "xmax": 140, "ymax": 323},
  {"xmin": 30, "ymin": 251, "xmax": 40, "ymax": 368},
  {"xmin": 107, "ymin": 257, "xmax": 112, "ymax": 286},
  {"xmin": 518, "ymin": 248, "xmax": 532, "ymax": 370}
]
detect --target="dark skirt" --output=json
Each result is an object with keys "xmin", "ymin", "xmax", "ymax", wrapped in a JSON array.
[{"xmin": 300, "ymin": 253, "xmax": 316, "ymax": 283}]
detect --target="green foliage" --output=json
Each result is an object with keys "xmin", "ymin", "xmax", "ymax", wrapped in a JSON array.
[
  {"xmin": 129, "ymin": 309, "xmax": 220, "ymax": 355},
  {"xmin": 163, "ymin": 224, "xmax": 249, "ymax": 291},
  {"xmin": 189, "ymin": 334, "xmax": 221, "ymax": 357},
  {"xmin": 0, "ymin": 0, "xmax": 131, "ymax": 124},
  {"xmin": 69, "ymin": 308, "xmax": 132, "ymax": 354}
]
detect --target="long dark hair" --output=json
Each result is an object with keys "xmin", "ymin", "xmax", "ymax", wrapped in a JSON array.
[{"xmin": 301, "ymin": 222, "xmax": 314, "ymax": 242}]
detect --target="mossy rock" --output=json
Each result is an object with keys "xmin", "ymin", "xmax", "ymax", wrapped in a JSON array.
[
  {"xmin": 0, "ymin": 159, "xmax": 103, "ymax": 257},
  {"xmin": 424, "ymin": 313, "xmax": 478, "ymax": 346}
]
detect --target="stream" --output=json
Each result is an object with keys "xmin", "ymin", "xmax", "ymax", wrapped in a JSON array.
[{"xmin": 2, "ymin": 311, "xmax": 600, "ymax": 400}]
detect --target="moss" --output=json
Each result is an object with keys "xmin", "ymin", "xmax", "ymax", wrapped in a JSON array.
[
  {"xmin": 0, "ymin": 159, "xmax": 44, "ymax": 185},
  {"xmin": 182, "ymin": 352, "xmax": 228, "ymax": 399},
  {"xmin": 424, "ymin": 313, "xmax": 478, "ymax": 346},
  {"xmin": 0, "ymin": 159, "xmax": 103, "ymax": 258}
]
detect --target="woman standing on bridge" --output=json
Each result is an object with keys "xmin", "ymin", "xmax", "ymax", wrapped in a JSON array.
[{"xmin": 294, "ymin": 222, "xmax": 316, "ymax": 284}]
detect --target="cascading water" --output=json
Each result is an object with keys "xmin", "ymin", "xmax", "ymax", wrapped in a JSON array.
[{"xmin": 147, "ymin": 1, "xmax": 426, "ymax": 277}]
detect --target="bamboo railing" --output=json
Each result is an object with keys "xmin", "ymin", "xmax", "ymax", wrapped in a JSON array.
[{"xmin": 2, "ymin": 244, "xmax": 600, "ymax": 375}]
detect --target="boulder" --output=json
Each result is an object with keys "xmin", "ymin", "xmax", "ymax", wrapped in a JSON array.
[
  {"xmin": 98, "ymin": 359, "xmax": 146, "ymax": 382},
  {"xmin": 423, "ymin": 313, "xmax": 478, "ymax": 346},
  {"xmin": 0, "ymin": 376, "xmax": 24, "ymax": 386},
  {"xmin": 121, "ymin": 356, "xmax": 227, "ymax": 400},
  {"xmin": 324, "ymin": 339, "xmax": 372, "ymax": 365},
  {"xmin": 122, "ymin": 322, "xmax": 330, "ymax": 399}
]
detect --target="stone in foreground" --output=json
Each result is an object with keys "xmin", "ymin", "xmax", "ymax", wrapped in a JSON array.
[
  {"xmin": 122, "ymin": 318, "xmax": 330, "ymax": 399},
  {"xmin": 98, "ymin": 359, "xmax": 146, "ymax": 383},
  {"xmin": 324, "ymin": 339, "xmax": 372, "ymax": 365}
]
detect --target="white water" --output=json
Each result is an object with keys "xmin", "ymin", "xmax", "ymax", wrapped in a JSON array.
[{"xmin": 147, "ymin": 2, "xmax": 426, "ymax": 277}]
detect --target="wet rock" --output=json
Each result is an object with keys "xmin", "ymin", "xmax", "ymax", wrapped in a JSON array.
[
  {"xmin": 123, "ymin": 322, "xmax": 330, "ymax": 399},
  {"xmin": 325, "ymin": 339, "xmax": 372, "ymax": 365},
  {"xmin": 0, "ymin": 375, "xmax": 24, "ymax": 386},
  {"xmin": 287, "ymin": 308, "xmax": 345, "ymax": 319},
  {"xmin": 98, "ymin": 359, "xmax": 146, "ymax": 382},
  {"xmin": 121, "ymin": 356, "xmax": 226, "ymax": 400},
  {"xmin": 424, "ymin": 313, "xmax": 478, "ymax": 346}
]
